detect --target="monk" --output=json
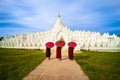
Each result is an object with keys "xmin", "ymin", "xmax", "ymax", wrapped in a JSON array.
[
  {"xmin": 46, "ymin": 47, "xmax": 51, "ymax": 60},
  {"xmin": 68, "ymin": 47, "xmax": 74, "ymax": 60},
  {"xmin": 56, "ymin": 47, "xmax": 62, "ymax": 60}
]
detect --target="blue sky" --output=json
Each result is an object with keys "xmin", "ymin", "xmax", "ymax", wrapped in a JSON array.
[{"xmin": 0, "ymin": 0, "xmax": 120, "ymax": 37}]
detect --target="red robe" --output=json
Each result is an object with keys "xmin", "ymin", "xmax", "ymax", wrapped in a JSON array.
[
  {"xmin": 46, "ymin": 47, "xmax": 51, "ymax": 58},
  {"xmin": 56, "ymin": 47, "xmax": 62, "ymax": 59},
  {"xmin": 68, "ymin": 47, "xmax": 74, "ymax": 60}
]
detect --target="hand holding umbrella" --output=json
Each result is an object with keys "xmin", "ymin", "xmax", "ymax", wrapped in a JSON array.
[
  {"xmin": 45, "ymin": 42, "xmax": 54, "ymax": 60},
  {"xmin": 68, "ymin": 42, "xmax": 77, "ymax": 60},
  {"xmin": 55, "ymin": 40, "xmax": 65, "ymax": 60}
]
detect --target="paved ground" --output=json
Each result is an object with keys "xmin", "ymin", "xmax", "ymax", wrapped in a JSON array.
[{"xmin": 23, "ymin": 50, "xmax": 89, "ymax": 80}]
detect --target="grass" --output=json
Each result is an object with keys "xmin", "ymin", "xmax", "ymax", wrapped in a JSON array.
[
  {"xmin": 74, "ymin": 51, "xmax": 120, "ymax": 80},
  {"xmin": 0, "ymin": 48, "xmax": 45, "ymax": 80}
]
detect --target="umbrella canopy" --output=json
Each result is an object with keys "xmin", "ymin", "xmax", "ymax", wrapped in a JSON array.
[
  {"xmin": 55, "ymin": 40, "xmax": 65, "ymax": 47},
  {"xmin": 68, "ymin": 42, "xmax": 77, "ymax": 47},
  {"xmin": 45, "ymin": 42, "xmax": 54, "ymax": 48}
]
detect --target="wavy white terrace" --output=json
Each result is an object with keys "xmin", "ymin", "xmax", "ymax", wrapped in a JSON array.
[{"xmin": 0, "ymin": 14, "xmax": 120, "ymax": 52}]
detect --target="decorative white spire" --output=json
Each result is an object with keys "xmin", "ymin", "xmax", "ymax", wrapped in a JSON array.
[
  {"xmin": 56, "ymin": 13, "xmax": 62, "ymax": 25},
  {"xmin": 53, "ymin": 13, "xmax": 64, "ymax": 30},
  {"xmin": 58, "ymin": 13, "xmax": 60, "ymax": 18}
]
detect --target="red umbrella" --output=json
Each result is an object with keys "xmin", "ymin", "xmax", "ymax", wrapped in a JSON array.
[
  {"xmin": 55, "ymin": 40, "xmax": 65, "ymax": 47},
  {"xmin": 68, "ymin": 42, "xmax": 77, "ymax": 47},
  {"xmin": 45, "ymin": 42, "xmax": 54, "ymax": 48}
]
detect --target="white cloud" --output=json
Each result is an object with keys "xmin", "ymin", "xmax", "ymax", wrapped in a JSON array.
[{"xmin": 0, "ymin": 0, "xmax": 120, "ymax": 36}]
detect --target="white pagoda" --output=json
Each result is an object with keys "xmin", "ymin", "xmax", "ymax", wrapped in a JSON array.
[{"xmin": 0, "ymin": 14, "xmax": 120, "ymax": 52}]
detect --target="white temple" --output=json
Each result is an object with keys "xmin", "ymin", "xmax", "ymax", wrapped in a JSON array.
[{"xmin": 0, "ymin": 14, "xmax": 120, "ymax": 52}]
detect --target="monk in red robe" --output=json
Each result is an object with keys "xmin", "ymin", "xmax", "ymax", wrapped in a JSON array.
[
  {"xmin": 56, "ymin": 47, "xmax": 62, "ymax": 60},
  {"xmin": 46, "ymin": 47, "xmax": 51, "ymax": 60},
  {"xmin": 68, "ymin": 47, "xmax": 74, "ymax": 60}
]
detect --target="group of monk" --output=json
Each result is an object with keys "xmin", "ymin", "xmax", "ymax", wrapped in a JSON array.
[
  {"xmin": 45, "ymin": 41, "xmax": 76, "ymax": 60},
  {"xmin": 46, "ymin": 46, "xmax": 74, "ymax": 60}
]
